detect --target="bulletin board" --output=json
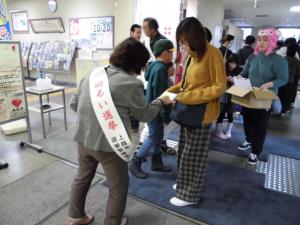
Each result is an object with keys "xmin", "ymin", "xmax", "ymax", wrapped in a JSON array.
[
  {"xmin": 69, "ymin": 16, "xmax": 114, "ymax": 50},
  {"xmin": 0, "ymin": 42, "xmax": 26, "ymax": 123}
]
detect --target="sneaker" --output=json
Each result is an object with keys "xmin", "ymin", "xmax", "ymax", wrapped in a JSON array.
[
  {"xmin": 247, "ymin": 153, "xmax": 258, "ymax": 165},
  {"xmin": 172, "ymin": 184, "xmax": 177, "ymax": 191},
  {"xmin": 161, "ymin": 143, "xmax": 176, "ymax": 155},
  {"xmin": 238, "ymin": 140, "xmax": 251, "ymax": 151},
  {"xmin": 170, "ymin": 197, "xmax": 197, "ymax": 207}
]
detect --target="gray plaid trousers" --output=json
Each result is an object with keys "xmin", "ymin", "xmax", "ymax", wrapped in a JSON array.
[{"xmin": 176, "ymin": 124, "xmax": 211, "ymax": 202}]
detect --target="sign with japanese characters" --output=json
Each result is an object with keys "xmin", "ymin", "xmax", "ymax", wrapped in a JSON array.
[
  {"xmin": 89, "ymin": 67, "xmax": 134, "ymax": 162},
  {"xmin": 0, "ymin": 67, "xmax": 22, "ymax": 92},
  {"xmin": 0, "ymin": 42, "xmax": 26, "ymax": 123}
]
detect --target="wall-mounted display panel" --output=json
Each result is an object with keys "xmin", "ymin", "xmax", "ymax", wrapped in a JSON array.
[{"xmin": 69, "ymin": 16, "xmax": 114, "ymax": 50}]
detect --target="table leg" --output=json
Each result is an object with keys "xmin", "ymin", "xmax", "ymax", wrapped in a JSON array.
[
  {"xmin": 47, "ymin": 94, "xmax": 51, "ymax": 126},
  {"xmin": 62, "ymin": 90, "xmax": 67, "ymax": 130},
  {"xmin": 39, "ymin": 95, "xmax": 46, "ymax": 138}
]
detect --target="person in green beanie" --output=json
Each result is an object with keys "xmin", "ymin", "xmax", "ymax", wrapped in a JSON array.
[{"xmin": 129, "ymin": 39, "xmax": 175, "ymax": 179}]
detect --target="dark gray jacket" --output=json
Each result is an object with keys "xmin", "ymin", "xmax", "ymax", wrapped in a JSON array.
[{"xmin": 70, "ymin": 65, "xmax": 161, "ymax": 152}]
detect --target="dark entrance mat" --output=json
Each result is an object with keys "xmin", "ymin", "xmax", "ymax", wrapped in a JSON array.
[
  {"xmin": 126, "ymin": 154, "xmax": 300, "ymax": 225},
  {"xmin": 168, "ymin": 126, "xmax": 300, "ymax": 161}
]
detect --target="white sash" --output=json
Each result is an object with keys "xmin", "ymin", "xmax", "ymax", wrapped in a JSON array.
[{"xmin": 89, "ymin": 67, "xmax": 134, "ymax": 162}]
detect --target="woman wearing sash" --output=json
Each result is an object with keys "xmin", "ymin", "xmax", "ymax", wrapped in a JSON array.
[{"xmin": 66, "ymin": 38, "xmax": 171, "ymax": 225}]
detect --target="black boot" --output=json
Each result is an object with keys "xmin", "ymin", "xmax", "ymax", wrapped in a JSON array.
[
  {"xmin": 129, "ymin": 157, "xmax": 148, "ymax": 179},
  {"xmin": 151, "ymin": 153, "xmax": 171, "ymax": 172}
]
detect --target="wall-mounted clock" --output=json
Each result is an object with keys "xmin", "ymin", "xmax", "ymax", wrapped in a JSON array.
[{"xmin": 48, "ymin": 0, "xmax": 57, "ymax": 13}]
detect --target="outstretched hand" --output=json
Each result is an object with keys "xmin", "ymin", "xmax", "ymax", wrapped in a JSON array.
[{"xmin": 158, "ymin": 92, "xmax": 177, "ymax": 105}]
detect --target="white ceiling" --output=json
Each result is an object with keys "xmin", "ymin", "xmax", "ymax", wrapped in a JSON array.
[{"xmin": 222, "ymin": 0, "xmax": 300, "ymax": 27}]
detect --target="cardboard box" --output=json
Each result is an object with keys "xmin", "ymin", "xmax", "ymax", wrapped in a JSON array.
[{"xmin": 226, "ymin": 86, "xmax": 277, "ymax": 109}]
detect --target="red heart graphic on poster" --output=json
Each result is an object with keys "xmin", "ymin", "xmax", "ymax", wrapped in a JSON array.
[{"xmin": 12, "ymin": 99, "xmax": 22, "ymax": 108}]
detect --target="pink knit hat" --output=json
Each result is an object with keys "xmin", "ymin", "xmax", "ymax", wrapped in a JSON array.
[{"xmin": 254, "ymin": 28, "xmax": 281, "ymax": 55}]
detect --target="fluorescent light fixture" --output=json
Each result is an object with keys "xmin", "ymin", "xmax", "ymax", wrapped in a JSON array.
[{"xmin": 290, "ymin": 6, "xmax": 300, "ymax": 12}]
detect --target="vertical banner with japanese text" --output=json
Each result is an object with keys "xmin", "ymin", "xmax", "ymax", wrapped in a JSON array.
[
  {"xmin": 89, "ymin": 67, "xmax": 134, "ymax": 162},
  {"xmin": 0, "ymin": 0, "xmax": 12, "ymax": 40},
  {"xmin": 0, "ymin": 42, "xmax": 26, "ymax": 123}
]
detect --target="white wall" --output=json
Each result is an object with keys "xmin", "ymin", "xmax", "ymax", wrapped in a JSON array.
[
  {"xmin": 197, "ymin": 0, "xmax": 224, "ymax": 44},
  {"xmin": 7, "ymin": 0, "xmax": 133, "ymax": 45},
  {"xmin": 186, "ymin": 0, "xmax": 198, "ymax": 18},
  {"xmin": 186, "ymin": 0, "xmax": 224, "ymax": 47}
]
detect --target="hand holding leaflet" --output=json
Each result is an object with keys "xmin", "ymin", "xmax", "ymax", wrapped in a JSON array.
[{"xmin": 159, "ymin": 91, "xmax": 177, "ymax": 105}]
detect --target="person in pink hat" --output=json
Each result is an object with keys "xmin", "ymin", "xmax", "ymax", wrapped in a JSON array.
[{"xmin": 238, "ymin": 28, "xmax": 288, "ymax": 164}]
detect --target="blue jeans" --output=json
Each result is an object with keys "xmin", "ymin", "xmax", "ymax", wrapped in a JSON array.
[{"xmin": 136, "ymin": 116, "xmax": 163, "ymax": 159}]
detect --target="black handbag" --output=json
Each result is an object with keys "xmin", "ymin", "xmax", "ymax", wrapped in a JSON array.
[{"xmin": 170, "ymin": 57, "xmax": 206, "ymax": 128}]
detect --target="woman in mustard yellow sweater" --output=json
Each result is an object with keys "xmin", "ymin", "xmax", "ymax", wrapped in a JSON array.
[{"xmin": 167, "ymin": 17, "xmax": 227, "ymax": 206}]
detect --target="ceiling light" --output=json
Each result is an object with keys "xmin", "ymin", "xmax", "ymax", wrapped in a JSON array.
[
  {"xmin": 290, "ymin": 6, "xmax": 300, "ymax": 12},
  {"xmin": 254, "ymin": 0, "xmax": 259, "ymax": 8}
]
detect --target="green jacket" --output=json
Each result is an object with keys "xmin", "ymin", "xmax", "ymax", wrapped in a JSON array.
[
  {"xmin": 242, "ymin": 53, "xmax": 288, "ymax": 93},
  {"xmin": 145, "ymin": 61, "xmax": 171, "ymax": 123}
]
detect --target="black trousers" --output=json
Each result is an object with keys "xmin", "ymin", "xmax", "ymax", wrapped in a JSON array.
[
  {"xmin": 242, "ymin": 107, "xmax": 271, "ymax": 156},
  {"xmin": 291, "ymin": 77, "xmax": 299, "ymax": 104},
  {"xmin": 216, "ymin": 103, "xmax": 234, "ymax": 123},
  {"xmin": 278, "ymin": 83, "xmax": 293, "ymax": 113}
]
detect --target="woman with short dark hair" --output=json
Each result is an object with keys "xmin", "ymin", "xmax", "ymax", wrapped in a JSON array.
[
  {"xmin": 66, "ymin": 38, "xmax": 171, "ymax": 225},
  {"xmin": 167, "ymin": 17, "xmax": 227, "ymax": 207}
]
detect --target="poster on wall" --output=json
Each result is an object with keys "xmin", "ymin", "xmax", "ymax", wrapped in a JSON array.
[
  {"xmin": 0, "ymin": 0, "xmax": 12, "ymax": 40},
  {"xmin": 11, "ymin": 10, "xmax": 29, "ymax": 33},
  {"xmin": 69, "ymin": 16, "xmax": 114, "ymax": 50},
  {"xmin": 29, "ymin": 17, "xmax": 64, "ymax": 33},
  {"xmin": 0, "ymin": 42, "xmax": 26, "ymax": 122}
]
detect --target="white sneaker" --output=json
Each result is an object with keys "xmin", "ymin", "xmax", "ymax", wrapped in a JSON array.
[
  {"xmin": 172, "ymin": 184, "xmax": 177, "ymax": 191},
  {"xmin": 170, "ymin": 197, "xmax": 197, "ymax": 207},
  {"xmin": 216, "ymin": 123, "xmax": 229, "ymax": 140}
]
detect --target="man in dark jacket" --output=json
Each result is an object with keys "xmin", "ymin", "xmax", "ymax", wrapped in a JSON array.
[
  {"xmin": 142, "ymin": 17, "xmax": 166, "ymax": 53},
  {"xmin": 237, "ymin": 35, "xmax": 256, "ymax": 66}
]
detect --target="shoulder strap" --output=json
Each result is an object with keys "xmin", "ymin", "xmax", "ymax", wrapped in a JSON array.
[{"xmin": 180, "ymin": 56, "xmax": 192, "ymax": 91}]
